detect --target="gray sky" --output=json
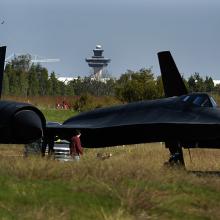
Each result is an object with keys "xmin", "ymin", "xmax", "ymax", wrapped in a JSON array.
[{"xmin": 1, "ymin": 0, "xmax": 220, "ymax": 79}]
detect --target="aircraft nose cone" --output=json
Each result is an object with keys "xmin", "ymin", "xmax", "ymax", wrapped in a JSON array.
[{"xmin": 13, "ymin": 110, "xmax": 43, "ymax": 143}]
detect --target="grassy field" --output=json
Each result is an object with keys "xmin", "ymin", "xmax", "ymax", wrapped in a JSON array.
[
  {"xmin": 40, "ymin": 108, "xmax": 77, "ymax": 123},
  {"xmin": 0, "ymin": 143, "xmax": 220, "ymax": 219},
  {"xmin": 0, "ymin": 102, "xmax": 220, "ymax": 219}
]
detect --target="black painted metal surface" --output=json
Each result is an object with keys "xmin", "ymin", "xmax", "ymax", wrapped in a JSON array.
[{"xmin": 47, "ymin": 94, "xmax": 220, "ymax": 148}]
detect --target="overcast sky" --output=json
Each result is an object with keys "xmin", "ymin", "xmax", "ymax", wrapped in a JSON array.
[{"xmin": 1, "ymin": 0, "xmax": 220, "ymax": 79}]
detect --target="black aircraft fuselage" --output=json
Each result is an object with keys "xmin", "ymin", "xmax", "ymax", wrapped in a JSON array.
[{"xmin": 47, "ymin": 92, "xmax": 220, "ymax": 148}]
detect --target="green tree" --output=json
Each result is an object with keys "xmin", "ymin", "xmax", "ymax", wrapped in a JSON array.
[
  {"xmin": 28, "ymin": 67, "xmax": 39, "ymax": 96},
  {"xmin": 11, "ymin": 54, "xmax": 31, "ymax": 72},
  {"xmin": 65, "ymin": 81, "xmax": 75, "ymax": 96},
  {"xmin": 19, "ymin": 71, "xmax": 29, "ymax": 96},
  {"xmin": 155, "ymin": 76, "xmax": 164, "ymax": 98},
  {"xmin": 188, "ymin": 73, "xmax": 204, "ymax": 92},
  {"xmin": 104, "ymin": 78, "xmax": 116, "ymax": 96},
  {"xmin": 69, "ymin": 77, "xmax": 115, "ymax": 97},
  {"xmin": 58, "ymin": 81, "xmax": 66, "ymax": 96},
  {"xmin": 49, "ymin": 72, "xmax": 61, "ymax": 96},
  {"xmin": 115, "ymin": 68, "xmax": 158, "ymax": 102},
  {"xmin": 2, "ymin": 67, "xmax": 10, "ymax": 96},
  {"xmin": 4, "ymin": 63, "xmax": 21, "ymax": 95},
  {"xmin": 9, "ymin": 71, "xmax": 20, "ymax": 95},
  {"xmin": 214, "ymin": 83, "xmax": 220, "ymax": 95},
  {"xmin": 73, "ymin": 93, "xmax": 91, "ymax": 112},
  {"xmin": 33, "ymin": 64, "xmax": 49, "ymax": 96},
  {"xmin": 204, "ymin": 76, "xmax": 214, "ymax": 92}
]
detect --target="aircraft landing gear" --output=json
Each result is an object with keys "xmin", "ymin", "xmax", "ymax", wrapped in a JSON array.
[{"xmin": 164, "ymin": 141, "xmax": 185, "ymax": 168}]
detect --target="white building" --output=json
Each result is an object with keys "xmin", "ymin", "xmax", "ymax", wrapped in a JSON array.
[
  {"xmin": 213, "ymin": 80, "xmax": 220, "ymax": 86},
  {"xmin": 57, "ymin": 77, "xmax": 77, "ymax": 84}
]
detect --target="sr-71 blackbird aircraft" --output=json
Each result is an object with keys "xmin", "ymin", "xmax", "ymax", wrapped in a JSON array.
[
  {"xmin": 0, "ymin": 46, "xmax": 45, "ymax": 144},
  {"xmin": 46, "ymin": 51, "xmax": 220, "ymax": 166},
  {"xmin": 2, "ymin": 44, "xmax": 220, "ymax": 166}
]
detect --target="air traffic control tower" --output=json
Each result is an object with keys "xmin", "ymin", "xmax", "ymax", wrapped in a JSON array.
[{"xmin": 85, "ymin": 45, "xmax": 111, "ymax": 80}]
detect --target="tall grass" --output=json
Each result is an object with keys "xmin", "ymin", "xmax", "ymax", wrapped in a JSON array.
[{"xmin": 0, "ymin": 143, "xmax": 220, "ymax": 219}]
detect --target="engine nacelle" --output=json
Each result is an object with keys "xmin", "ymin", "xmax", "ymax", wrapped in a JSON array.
[{"xmin": 0, "ymin": 100, "xmax": 46, "ymax": 144}]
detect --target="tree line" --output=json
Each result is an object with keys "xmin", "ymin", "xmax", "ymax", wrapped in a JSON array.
[{"xmin": 2, "ymin": 54, "xmax": 218, "ymax": 103}]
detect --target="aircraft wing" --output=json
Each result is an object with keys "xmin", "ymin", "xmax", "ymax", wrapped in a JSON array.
[{"xmin": 47, "ymin": 97, "xmax": 220, "ymax": 147}]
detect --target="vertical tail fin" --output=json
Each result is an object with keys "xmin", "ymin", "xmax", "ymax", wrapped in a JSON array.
[
  {"xmin": 0, "ymin": 46, "xmax": 6, "ymax": 98},
  {"xmin": 157, "ymin": 51, "xmax": 188, "ymax": 97}
]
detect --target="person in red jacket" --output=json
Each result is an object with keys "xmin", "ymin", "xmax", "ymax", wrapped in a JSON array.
[{"xmin": 70, "ymin": 130, "xmax": 83, "ymax": 160}]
